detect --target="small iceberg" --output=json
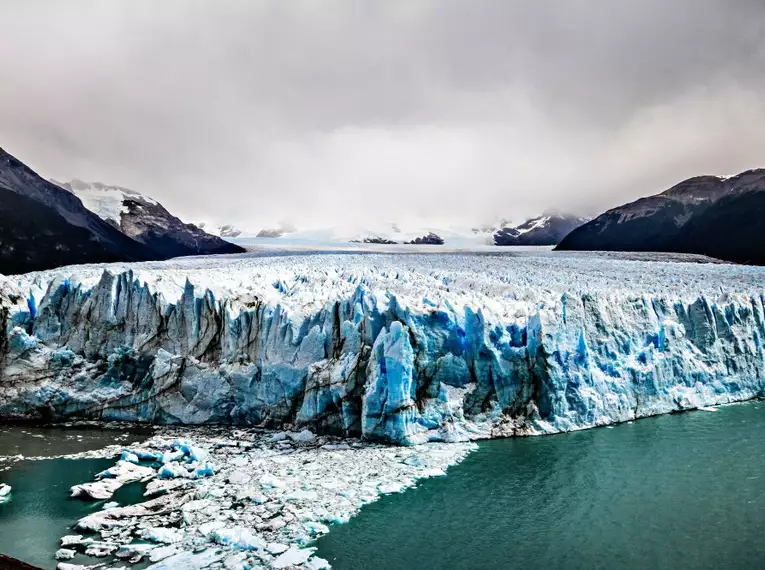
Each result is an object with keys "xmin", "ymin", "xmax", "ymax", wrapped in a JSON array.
[{"xmin": 0, "ymin": 483, "xmax": 11, "ymax": 502}]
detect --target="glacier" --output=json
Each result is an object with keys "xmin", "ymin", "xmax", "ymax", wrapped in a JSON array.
[{"xmin": 1, "ymin": 250, "xmax": 764, "ymax": 444}]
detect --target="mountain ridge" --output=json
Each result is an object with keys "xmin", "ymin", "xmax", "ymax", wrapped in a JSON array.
[
  {"xmin": 0, "ymin": 147, "xmax": 156, "ymax": 273},
  {"xmin": 556, "ymin": 168, "xmax": 765, "ymax": 264},
  {"xmin": 56, "ymin": 180, "xmax": 245, "ymax": 259}
]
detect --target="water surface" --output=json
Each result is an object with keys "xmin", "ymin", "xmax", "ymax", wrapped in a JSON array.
[
  {"xmin": 316, "ymin": 402, "xmax": 765, "ymax": 569},
  {"xmin": 0, "ymin": 425, "xmax": 151, "ymax": 568}
]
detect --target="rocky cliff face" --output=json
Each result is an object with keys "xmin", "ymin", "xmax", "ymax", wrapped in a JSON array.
[
  {"xmin": 1, "ymin": 253, "xmax": 764, "ymax": 444},
  {"xmin": 58, "ymin": 180, "xmax": 246, "ymax": 258},
  {"xmin": 0, "ymin": 148, "xmax": 155, "ymax": 274}
]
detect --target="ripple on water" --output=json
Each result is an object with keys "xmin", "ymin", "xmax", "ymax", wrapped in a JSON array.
[{"xmin": 315, "ymin": 402, "xmax": 765, "ymax": 570}]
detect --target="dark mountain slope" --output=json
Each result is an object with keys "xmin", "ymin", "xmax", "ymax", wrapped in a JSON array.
[
  {"xmin": 0, "ymin": 148, "xmax": 155, "ymax": 264},
  {"xmin": 556, "ymin": 169, "xmax": 765, "ymax": 264},
  {"xmin": 58, "ymin": 180, "xmax": 245, "ymax": 258},
  {"xmin": 0, "ymin": 187, "xmax": 132, "ymax": 274}
]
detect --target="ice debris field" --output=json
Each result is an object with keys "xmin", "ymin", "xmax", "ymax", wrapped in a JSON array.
[
  {"xmin": 38, "ymin": 426, "xmax": 474, "ymax": 570},
  {"xmin": 1, "ymin": 251, "xmax": 765, "ymax": 446}
]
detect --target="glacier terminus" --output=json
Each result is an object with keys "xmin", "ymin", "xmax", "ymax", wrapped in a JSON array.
[{"xmin": 1, "ymin": 250, "xmax": 764, "ymax": 445}]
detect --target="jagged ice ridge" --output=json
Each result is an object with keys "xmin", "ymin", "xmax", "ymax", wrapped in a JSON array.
[{"xmin": 1, "ymin": 251, "xmax": 765, "ymax": 444}]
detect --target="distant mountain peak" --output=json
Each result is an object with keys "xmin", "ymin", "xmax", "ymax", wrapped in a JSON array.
[
  {"xmin": 493, "ymin": 214, "xmax": 588, "ymax": 246},
  {"xmin": 57, "ymin": 179, "xmax": 244, "ymax": 258}
]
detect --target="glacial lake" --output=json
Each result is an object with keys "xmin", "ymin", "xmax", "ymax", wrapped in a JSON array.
[
  {"xmin": 0, "ymin": 425, "xmax": 151, "ymax": 568},
  {"xmin": 316, "ymin": 401, "xmax": 765, "ymax": 569},
  {"xmin": 1, "ymin": 404, "xmax": 764, "ymax": 569}
]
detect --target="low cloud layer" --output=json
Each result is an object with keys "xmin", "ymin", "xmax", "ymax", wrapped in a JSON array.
[{"xmin": 1, "ymin": 0, "xmax": 764, "ymax": 228}]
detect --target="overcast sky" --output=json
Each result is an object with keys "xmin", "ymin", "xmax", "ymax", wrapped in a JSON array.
[{"xmin": 1, "ymin": 0, "xmax": 764, "ymax": 229}]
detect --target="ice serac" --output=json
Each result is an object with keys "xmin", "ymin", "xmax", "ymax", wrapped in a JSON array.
[{"xmin": 1, "ymin": 253, "xmax": 764, "ymax": 444}]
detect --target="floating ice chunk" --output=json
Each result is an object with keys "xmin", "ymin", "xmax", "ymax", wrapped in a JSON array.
[
  {"xmin": 303, "ymin": 521, "xmax": 330, "ymax": 535},
  {"xmin": 158, "ymin": 462, "xmax": 189, "ymax": 479},
  {"xmin": 197, "ymin": 520, "xmax": 226, "ymax": 537},
  {"xmin": 84, "ymin": 541, "xmax": 118, "ymax": 557},
  {"xmin": 260, "ymin": 474, "xmax": 286, "ymax": 489},
  {"xmin": 269, "ymin": 432, "xmax": 290, "ymax": 442},
  {"xmin": 130, "ymin": 449, "xmax": 163, "ymax": 462},
  {"xmin": 272, "ymin": 547, "xmax": 316, "ymax": 569},
  {"xmin": 402, "ymin": 455, "xmax": 425, "ymax": 467},
  {"xmin": 120, "ymin": 451, "xmax": 139, "ymax": 464},
  {"xmin": 115, "ymin": 543, "xmax": 156, "ymax": 559},
  {"xmin": 140, "ymin": 527, "xmax": 183, "ymax": 544},
  {"xmin": 289, "ymin": 429, "xmax": 316, "ymax": 442},
  {"xmin": 0, "ymin": 483, "xmax": 10, "ymax": 499},
  {"xmin": 96, "ymin": 460, "xmax": 155, "ymax": 482},
  {"xmin": 287, "ymin": 489, "xmax": 318, "ymax": 501},
  {"xmin": 102, "ymin": 501, "xmax": 119, "ymax": 510},
  {"xmin": 698, "ymin": 406, "xmax": 718, "ymax": 412},
  {"xmin": 377, "ymin": 482, "xmax": 407, "ymax": 494},
  {"xmin": 176, "ymin": 441, "xmax": 209, "ymax": 463},
  {"xmin": 324, "ymin": 512, "xmax": 351, "ymax": 524},
  {"xmin": 148, "ymin": 545, "xmax": 178, "ymax": 563},
  {"xmin": 321, "ymin": 443, "xmax": 351, "ymax": 451},
  {"xmin": 61, "ymin": 535, "xmax": 83, "ymax": 547},
  {"xmin": 144, "ymin": 478, "xmax": 190, "ymax": 497},
  {"xmin": 55, "ymin": 549, "xmax": 76, "ymax": 560},
  {"xmin": 306, "ymin": 557, "xmax": 332, "ymax": 570},
  {"xmin": 70, "ymin": 478, "xmax": 122, "ymax": 500},
  {"xmin": 211, "ymin": 526, "xmax": 266, "ymax": 550},
  {"xmin": 266, "ymin": 543, "xmax": 289, "ymax": 555},
  {"xmin": 192, "ymin": 462, "xmax": 215, "ymax": 478},
  {"xmin": 161, "ymin": 449, "xmax": 185, "ymax": 464},
  {"xmin": 230, "ymin": 455, "xmax": 249, "ymax": 467},
  {"xmin": 227, "ymin": 470, "xmax": 251, "ymax": 485},
  {"xmin": 223, "ymin": 552, "xmax": 249, "ymax": 570},
  {"xmin": 145, "ymin": 548, "xmax": 224, "ymax": 570}
]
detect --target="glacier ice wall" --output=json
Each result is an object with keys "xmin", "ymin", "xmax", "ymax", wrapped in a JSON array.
[{"xmin": 1, "ymin": 252, "xmax": 764, "ymax": 444}]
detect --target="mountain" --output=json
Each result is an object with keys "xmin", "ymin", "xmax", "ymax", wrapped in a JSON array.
[
  {"xmin": 57, "ymin": 180, "xmax": 245, "ymax": 259},
  {"xmin": 196, "ymin": 222, "xmax": 243, "ymax": 238},
  {"xmin": 0, "ymin": 147, "xmax": 156, "ymax": 274},
  {"xmin": 275, "ymin": 223, "xmax": 491, "ymax": 247},
  {"xmin": 405, "ymin": 232, "xmax": 445, "ymax": 245},
  {"xmin": 556, "ymin": 169, "xmax": 765, "ymax": 264},
  {"xmin": 493, "ymin": 214, "xmax": 588, "ymax": 246}
]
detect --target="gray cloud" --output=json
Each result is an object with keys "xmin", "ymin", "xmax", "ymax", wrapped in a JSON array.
[{"xmin": 1, "ymin": 0, "xmax": 764, "ymax": 229}]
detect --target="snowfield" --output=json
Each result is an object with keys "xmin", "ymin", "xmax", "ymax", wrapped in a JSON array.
[
  {"xmin": 54, "ymin": 179, "xmax": 159, "ymax": 226},
  {"xmin": 2, "ymin": 250, "xmax": 765, "ymax": 444}
]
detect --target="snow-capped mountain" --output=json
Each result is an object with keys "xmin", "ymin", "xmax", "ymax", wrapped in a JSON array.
[
  {"xmin": 557, "ymin": 169, "xmax": 765, "ymax": 264},
  {"xmin": 196, "ymin": 222, "xmax": 243, "ymax": 239},
  {"xmin": 57, "ymin": 180, "xmax": 245, "ymax": 259},
  {"xmin": 493, "ymin": 214, "xmax": 589, "ymax": 246},
  {"xmin": 0, "ymin": 147, "xmax": 155, "ymax": 274},
  {"xmin": 236, "ymin": 222, "xmax": 495, "ymax": 247},
  {"xmin": 228, "ymin": 217, "xmax": 589, "ymax": 248}
]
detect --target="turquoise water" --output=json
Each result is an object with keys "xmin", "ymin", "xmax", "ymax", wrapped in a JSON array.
[
  {"xmin": 0, "ymin": 426, "xmax": 150, "ymax": 568},
  {"xmin": 2, "ymin": 406, "xmax": 765, "ymax": 568},
  {"xmin": 316, "ymin": 402, "xmax": 765, "ymax": 569}
]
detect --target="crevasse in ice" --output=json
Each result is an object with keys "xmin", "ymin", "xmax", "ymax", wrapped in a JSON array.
[{"xmin": 1, "ymin": 251, "xmax": 764, "ymax": 444}]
